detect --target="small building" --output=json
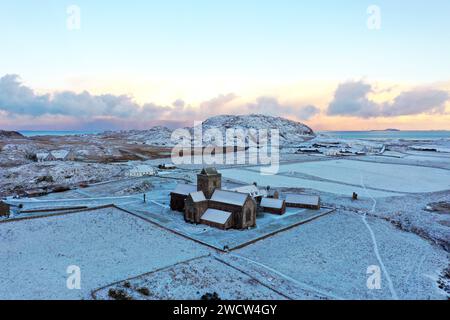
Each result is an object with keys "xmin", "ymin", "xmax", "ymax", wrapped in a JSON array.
[
  {"xmin": 170, "ymin": 184, "xmax": 197, "ymax": 212},
  {"xmin": 197, "ymin": 167, "xmax": 222, "ymax": 199},
  {"xmin": 184, "ymin": 191, "xmax": 208, "ymax": 224},
  {"xmin": 229, "ymin": 185, "xmax": 267, "ymax": 203},
  {"xmin": 285, "ymin": 194, "xmax": 321, "ymax": 210},
  {"xmin": 36, "ymin": 152, "xmax": 56, "ymax": 162},
  {"xmin": 200, "ymin": 208, "xmax": 233, "ymax": 230},
  {"xmin": 51, "ymin": 150, "xmax": 75, "ymax": 161},
  {"xmin": 209, "ymin": 189, "xmax": 257, "ymax": 229},
  {"xmin": 0, "ymin": 201, "xmax": 10, "ymax": 216},
  {"xmin": 260, "ymin": 198, "xmax": 286, "ymax": 215},
  {"xmin": 158, "ymin": 163, "xmax": 176, "ymax": 170},
  {"xmin": 267, "ymin": 189, "xmax": 280, "ymax": 199},
  {"xmin": 129, "ymin": 165, "xmax": 155, "ymax": 177}
]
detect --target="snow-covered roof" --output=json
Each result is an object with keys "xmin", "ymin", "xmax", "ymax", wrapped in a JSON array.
[
  {"xmin": 201, "ymin": 208, "xmax": 232, "ymax": 225},
  {"xmin": 51, "ymin": 150, "xmax": 70, "ymax": 159},
  {"xmin": 260, "ymin": 198, "xmax": 284, "ymax": 209},
  {"xmin": 130, "ymin": 165, "xmax": 155, "ymax": 173},
  {"xmin": 230, "ymin": 185, "xmax": 267, "ymax": 198},
  {"xmin": 189, "ymin": 191, "xmax": 206, "ymax": 202},
  {"xmin": 36, "ymin": 152, "xmax": 50, "ymax": 160},
  {"xmin": 200, "ymin": 167, "xmax": 219, "ymax": 175},
  {"xmin": 285, "ymin": 194, "xmax": 320, "ymax": 206},
  {"xmin": 171, "ymin": 184, "xmax": 197, "ymax": 196},
  {"xmin": 210, "ymin": 190, "xmax": 249, "ymax": 206}
]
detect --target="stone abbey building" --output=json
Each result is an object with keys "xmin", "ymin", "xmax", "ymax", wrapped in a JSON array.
[
  {"xmin": 170, "ymin": 167, "xmax": 321, "ymax": 230},
  {"xmin": 171, "ymin": 168, "xmax": 257, "ymax": 230}
]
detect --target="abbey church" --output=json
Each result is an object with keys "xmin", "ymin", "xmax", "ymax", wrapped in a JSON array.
[{"xmin": 170, "ymin": 168, "xmax": 257, "ymax": 230}]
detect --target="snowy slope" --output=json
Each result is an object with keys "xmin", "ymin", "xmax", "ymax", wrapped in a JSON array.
[
  {"xmin": 99, "ymin": 114, "xmax": 315, "ymax": 147},
  {"xmin": 190, "ymin": 114, "xmax": 315, "ymax": 147}
]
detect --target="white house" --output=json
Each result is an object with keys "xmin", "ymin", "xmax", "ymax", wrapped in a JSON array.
[
  {"xmin": 129, "ymin": 165, "xmax": 156, "ymax": 177},
  {"xmin": 50, "ymin": 150, "xmax": 75, "ymax": 161},
  {"xmin": 36, "ymin": 152, "xmax": 55, "ymax": 162}
]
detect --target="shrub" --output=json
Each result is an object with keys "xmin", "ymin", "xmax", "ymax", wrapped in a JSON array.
[
  {"xmin": 137, "ymin": 287, "xmax": 150, "ymax": 296},
  {"xmin": 108, "ymin": 288, "xmax": 132, "ymax": 300},
  {"xmin": 201, "ymin": 292, "xmax": 221, "ymax": 301}
]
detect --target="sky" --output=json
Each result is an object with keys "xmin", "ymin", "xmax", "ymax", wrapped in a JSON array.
[{"xmin": 0, "ymin": 0, "xmax": 449, "ymax": 131}]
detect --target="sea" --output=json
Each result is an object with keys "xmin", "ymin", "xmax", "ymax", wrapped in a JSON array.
[
  {"xmin": 320, "ymin": 130, "xmax": 450, "ymax": 140},
  {"xmin": 19, "ymin": 130, "xmax": 102, "ymax": 137},
  {"xmin": 18, "ymin": 130, "xmax": 450, "ymax": 140}
]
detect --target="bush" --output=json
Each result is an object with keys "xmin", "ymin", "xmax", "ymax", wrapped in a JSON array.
[
  {"xmin": 137, "ymin": 287, "xmax": 150, "ymax": 296},
  {"xmin": 201, "ymin": 292, "xmax": 221, "ymax": 301},
  {"xmin": 108, "ymin": 288, "xmax": 133, "ymax": 300},
  {"xmin": 36, "ymin": 175, "xmax": 54, "ymax": 183}
]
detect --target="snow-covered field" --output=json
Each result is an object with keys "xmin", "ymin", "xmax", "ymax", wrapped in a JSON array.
[
  {"xmin": 94, "ymin": 256, "xmax": 287, "ymax": 300},
  {"xmin": 221, "ymin": 168, "xmax": 400, "ymax": 198},
  {"xmin": 221, "ymin": 159, "xmax": 450, "ymax": 196},
  {"xmin": 234, "ymin": 211, "xmax": 448, "ymax": 300},
  {"xmin": 274, "ymin": 159, "xmax": 450, "ymax": 193},
  {"xmin": 0, "ymin": 207, "xmax": 209, "ymax": 300}
]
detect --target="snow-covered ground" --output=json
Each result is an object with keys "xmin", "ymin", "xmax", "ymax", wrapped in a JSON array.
[
  {"xmin": 94, "ymin": 256, "xmax": 288, "ymax": 300},
  {"xmin": 221, "ymin": 158, "xmax": 450, "ymax": 197},
  {"xmin": 234, "ymin": 211, "xmax": 448, "ymax": 300},
  {"xmin": 0, "ymin": 207, "xmax": 209, "ymax": 300},
  {"xmin": 221, "ymin": 168, "xmax": 401, "ymax": 198},
  {"xmin": 273, "ymin": 159, "xmax": 450, "ymax": 193}
]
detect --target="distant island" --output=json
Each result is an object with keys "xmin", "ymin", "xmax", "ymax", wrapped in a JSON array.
[{"xmin": 370, "ymin": 128, "xmax": 401, "ymax": 132}]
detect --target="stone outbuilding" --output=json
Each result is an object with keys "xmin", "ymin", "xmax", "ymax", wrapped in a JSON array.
[
  {"xmin": 267, "ymin": 189, "xmax": 280, "ymax": 199},
  {"xmin": 228, "ymin": 185, "xmax": 267, "ymax": 204},
  {"xmin": 260, "ymin": 197, "xmax": 286, "ymax": 215},
  {"xmin": 285, "ymin": 194, "xmax": 321, "ymax": 210}
]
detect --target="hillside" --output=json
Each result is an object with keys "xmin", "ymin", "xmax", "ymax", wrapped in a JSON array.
[
  {"xmin": 197, "ymin": 114, "xmax": 315, "ymax": 146},
  {"xmin": 99, "ymin": 114, "xmax": 315, "ymax": 147}
]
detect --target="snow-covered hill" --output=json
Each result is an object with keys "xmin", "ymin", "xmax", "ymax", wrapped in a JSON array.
[
  {"xmin": 194, "ymin": 114, "xmax": 315, "ymax": 146},
  {"xmin": 100, "ymin": 114, "xmax": 315, "ymax": 147}
]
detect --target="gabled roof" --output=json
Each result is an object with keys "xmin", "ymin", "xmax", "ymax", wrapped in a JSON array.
[
  {"xmin": 260, "ymin": 198, "xmax": 285, "ymax": 209},
  {"xmin": 171, "ymin": 184, "xmax": 197, "ymax": 196},
  {"xmin": 230, "ymin": 185, "xmax": 268, "ymax": 198},
  {"xmin": 210, "ymin": 189, "xmax": 249, "ymax": 206},
  {"xmin": 130, "ymin": 165, "xmax": 155, "ymax": 173},
  {"xmin": 36, "ymin": 152, "xmax": 50, "ymax": 160},
  {"xmin": 200, "ymin": 167, "xmax": 219, "ymax": 176},
  {"xmin": 51, "ymin": 150, "xmax": 70, "ymax": 159},
  {"xmin": 285, "ymin": 194, "xmax": 320, "ymax": 206},
  {"xmin": 201, "ymin": 208, "xmax": 232, "ymax": 225},
  {"xmin": 189, "ymin": 191, "xmax": 206, "ymax": 202}
]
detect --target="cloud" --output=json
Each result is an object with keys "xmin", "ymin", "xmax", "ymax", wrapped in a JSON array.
[
  {"xmin": 245, "ymin": 97, "xmax": 320, "ymax": 120},
  {"xmin": 0, "ymin": 75, "xmax": 322, "ymax": 130},
  {"xmin": 327, "ymin": 80, "xmax": 450, "ymax": 118},
  {"xmin": 172, "ymin": 99, "xmax": 185, "ymax": 108},
  {"xmin": 383, "ymin": 89, "xmax": 449, "ymax": 116},
  {"xmin": 327, "ymin": 80, "xmax": 380, "ymax": 117},
  {"xmin": 296, "ymin": 104, "xmax": 321, "ymax": 120}
]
